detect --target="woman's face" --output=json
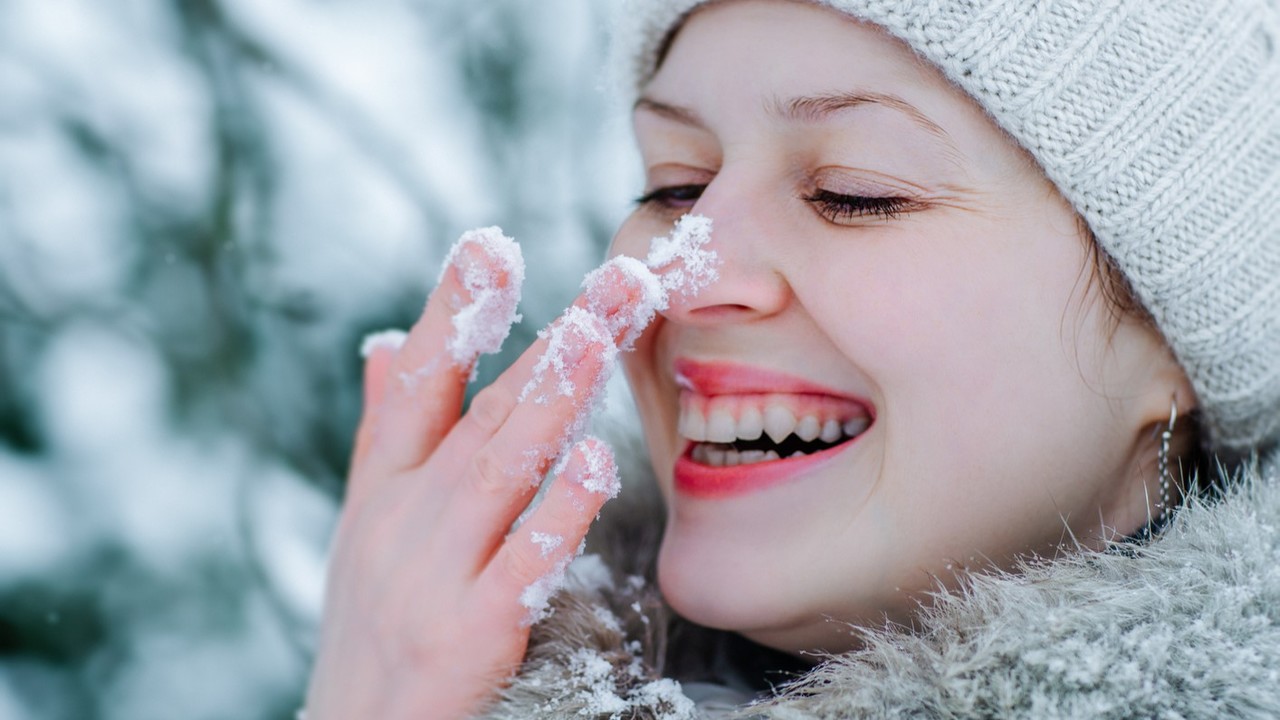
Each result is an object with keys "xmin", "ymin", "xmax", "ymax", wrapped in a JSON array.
[{"xmin": 610, "ymin": 0, "xmax": 1187, "ymax": 654}]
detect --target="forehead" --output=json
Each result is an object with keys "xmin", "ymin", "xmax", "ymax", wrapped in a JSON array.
[
  {"xmin": 640, "ymin": 0, "xmax": 1038, "ymax": 184},
  {"xmin": 648, "ymin": 1, "xmax": 942, "ymax": 108}
]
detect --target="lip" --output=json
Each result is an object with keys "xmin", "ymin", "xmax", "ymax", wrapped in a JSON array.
[
  {"xmin": 673, "ymin": 440, "xmax": 857, "ymax": 498},
  {"xmin": 669, "ymin": 358, "xmax": 874, "ymax": 498},
  {"xmin": 674, "ymin": 358, "xmax": 870, "ymax": 402}
]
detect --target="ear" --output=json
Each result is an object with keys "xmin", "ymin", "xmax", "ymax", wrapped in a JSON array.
[
  {"xmin": 1102, "ymin": 341, "xmax": 1199, "ymax": 540},
  {"xmin": 1134, "ymin": 343, "xmax": 1198, "ymax": 437}
]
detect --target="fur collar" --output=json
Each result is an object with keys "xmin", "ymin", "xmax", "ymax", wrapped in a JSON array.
[{"xmin": 480, "ymin": 448, "xmax": 1280, "ymax": 719}]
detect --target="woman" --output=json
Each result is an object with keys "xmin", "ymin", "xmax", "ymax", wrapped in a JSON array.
[{"xmin": 305, "ymin": 0, "xmax": 1280, "ymax": 717}]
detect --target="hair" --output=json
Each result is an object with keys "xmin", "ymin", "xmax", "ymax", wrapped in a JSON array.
[
  {"xmin": 1078, "ymin": 219, "xmax": 1221, "ymax": 516},
  {"xmin": 1080, "ymin": 218, "xmax": 1153, "ymax": 331}
]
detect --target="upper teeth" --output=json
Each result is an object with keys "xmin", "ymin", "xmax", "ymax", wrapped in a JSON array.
[
  {"xmin": 763, "ymin": 405, "xmax": 796, "ymax": 444},
  {"xmin": 678, "ymin": 393, "xmax": 871, "ymax": 444}
]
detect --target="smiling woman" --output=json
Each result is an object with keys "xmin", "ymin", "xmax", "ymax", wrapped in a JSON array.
[
  {"xmin": 304, "ymin": 0, "xmax": 1280, "ymax": 718},
  {"xmin": 613, "ymin": 0, "xmax": 1197, "ymax": 655}
]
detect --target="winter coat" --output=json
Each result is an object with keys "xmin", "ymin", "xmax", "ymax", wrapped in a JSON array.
[{"xmin": 479, "ymin": 441, "xmax": 1280, "ymax": 719}]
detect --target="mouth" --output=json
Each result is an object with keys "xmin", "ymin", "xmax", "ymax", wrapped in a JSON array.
[
  {"xmin": 681, "ymin": 392, "xmax": 871, "ymax": 466},
  {"xmin": 671, "ymin": 359, "xmax": 874, "ymax": 497}
]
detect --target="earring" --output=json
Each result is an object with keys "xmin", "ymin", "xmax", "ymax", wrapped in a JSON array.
[{"xmin": 1155, "ymin": 399, "xmax": 1178, "ymax": 522}]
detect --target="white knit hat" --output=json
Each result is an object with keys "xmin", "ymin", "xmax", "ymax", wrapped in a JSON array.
[{"xmin": 610, "ymin": 0, "xmax": 1280, "ymax": 457}]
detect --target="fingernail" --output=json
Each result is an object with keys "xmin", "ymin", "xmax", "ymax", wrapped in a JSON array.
[
  {"xmin": 439, "ymin": 227, "xmax": 525, "ymax": 368},
  {"xmin": 578, "ymin": 255, "xmax": 666, "ymax": 350}
]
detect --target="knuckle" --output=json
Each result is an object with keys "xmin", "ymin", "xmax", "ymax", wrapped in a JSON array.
[
  {"xmin": 465, "ymin": 385, "xmax": 514, "ymax": 437},
  {"xmin": 542, "ymin": 492, "xmax": 590, "ymax": 532},
  {"xmin": 501, "ymin": 539, "xmax": 545, "ymax": 587},
  {"xmin": 467, "ymin": 445, "xmax": 512, "ymax": 498}
]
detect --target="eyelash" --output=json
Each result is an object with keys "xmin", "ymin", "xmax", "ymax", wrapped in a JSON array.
[
  {"xmin": 635, "ymin": 185, "xmax": 705, "ymax": 208},
  {"xmin": 635, "ymin": 184, "xmax": 914, "ymax": 223},
  {"xmin": 803, "ymin": 189, "xmax": 912, "ymax": 222}
]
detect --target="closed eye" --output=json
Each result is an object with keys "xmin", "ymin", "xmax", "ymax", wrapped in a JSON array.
[
  {"xmin": 635, "ymin": 184, "xmax": 706, "ymax": 208},
  {"xmin": 804, "ymin": 189, "xmax": 915, "ymax": 223}
]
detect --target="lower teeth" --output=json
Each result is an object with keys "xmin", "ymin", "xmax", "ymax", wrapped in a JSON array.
[{"xmin": 693, "ymin": 445, "xmax": 788, "ymax": 467}]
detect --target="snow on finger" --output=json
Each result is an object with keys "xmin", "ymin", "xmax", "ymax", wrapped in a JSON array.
[
  {"xmin": 518, "ymin": 438, "xmax": 620, "ymax": 625},
  {"xmin": 519, "ymin": 305, "xmax": 617, "ymax": 409},
  {"xmin": 358, "ymin": 328, "xmax": 408, "ymax": 358},
  {"xmin": 550, "ymin": 434, "xmax": 621, "ymax": 501},
  {"xmin": 518, "ymin": 544, "xmax": 579, "ymax": 626},
  {"xmin": 514, "ymin": 307, "xmax": 617, "ymax": 480},
  {"xmin": 580, "ymin": 255, "xmax": 667, "ymax": 351},
  {"xmin": 569, "ymin": 212, "xmax": 717, "ymax": 357},
  {"xmin": 530, "ymin": 531, "xmax": 564, "ymax": 558},
  {"xmin": 440, "ymin": 226, "xmax": 525, "ymax": 373}
]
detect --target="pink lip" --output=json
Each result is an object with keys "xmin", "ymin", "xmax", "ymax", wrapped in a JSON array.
[
  {"xmin": 670, "ymin": 358, "xmax": 874, "ymax": 498},
  {"xmin": 673, "ymin": 443, "xmax": 854, "ymax": 498},
  {"xmin": 673, "ymin": 358, "xmax": 869, "ymax": 400}
]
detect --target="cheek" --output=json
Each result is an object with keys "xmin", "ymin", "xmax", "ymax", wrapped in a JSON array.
[
  {"xmin": 620, "ymin": 330, "xmax": 678, "ymax": 500},
  {"xmin": 810, "ymin": 228, "xmax": 1077, "ymax": 401},
  {"xmin": 807, "ymin": 225, "xmax": 1123, "ymax": 545},
  {"xmin": 608, "ymin": 212, "xmax": 662, "ymax": 261}
]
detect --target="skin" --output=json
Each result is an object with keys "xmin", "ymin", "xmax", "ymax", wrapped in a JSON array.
[
  {"xmin": 610, "ymin": 0, "xmax": 1196, "ymax": 655},
  {"xmin": 305, "ymin": 246, "xmax": 654, "ymax": 718},
  {"xmin": 306, "ymin": 0, "xmax": 1198, "ymax": 714}
]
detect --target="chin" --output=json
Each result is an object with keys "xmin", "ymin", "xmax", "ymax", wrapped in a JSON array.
[
  {"xmin": 653, "ymin": 502, "xmax": 843, "ymax": 649},
  {"xmin": 656, "ymin": 525, "xmax": 786, "ymax": 633}
]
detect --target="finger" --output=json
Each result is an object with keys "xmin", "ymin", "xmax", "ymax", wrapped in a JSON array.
[
  {"xmin": 442, "ymin": 307, "xmax": 617, "ymax": 562},
  {"xmin": 476, "ymin": 437, "xmax": 620, "ymax": 626},
  {"xmin": 436, "ymin": 255, "xmax": 661, "ymax": 467},
  {"xmin": 363, "ymin": 228, "xmax": 524, "ymax": 478},
  {"xmin": 574, "ymin": 254, "xmax": 667, "ymax": 351},
  {"xmin": 420, "ymin": 256, "xmax": 660, "ymax": 559},
  {"xmin": 351, "ymin": 330, "xmax": 407, "ymax": 469}
]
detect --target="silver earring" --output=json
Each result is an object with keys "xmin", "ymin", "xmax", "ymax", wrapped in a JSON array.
[{"xmin": 1156, "ymin": 399, "xmax": 1178, "ymax": 522}]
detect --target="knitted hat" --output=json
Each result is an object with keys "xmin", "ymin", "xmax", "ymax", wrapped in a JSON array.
[{"xmin": 610, "ymin": 0, "xmax": 1280, "ymax": 457}]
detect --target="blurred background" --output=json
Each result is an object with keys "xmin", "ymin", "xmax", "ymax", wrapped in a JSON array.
[{"xmin": 0, "ymin": 0, "xmax": 636, "ymax": 716}]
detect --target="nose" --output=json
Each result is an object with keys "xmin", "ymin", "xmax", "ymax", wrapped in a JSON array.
[{"xmin": 662, "ymin": 178, "xmax": 792, "ymax": 325}]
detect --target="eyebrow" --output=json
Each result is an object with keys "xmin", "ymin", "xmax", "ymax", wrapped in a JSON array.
[
  {"xmin": 774, "ymin": 91, "xmax": 954, "ymax": 146},
  {"xmin": 634, "ymin": 97, "xmax": 707, "ymax": 127},
  {"xmin": 634, "ymin": 91, "xmax": 963, "ymax": 158}
]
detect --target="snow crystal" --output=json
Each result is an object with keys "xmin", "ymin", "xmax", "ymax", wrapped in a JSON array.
[
  {"xmin": 546, "ymin": 437, "xmax": 620, "ymax": 517},
  {"xmin": 629, "ymin": 679, "xmax": 696, "ymax": 719},
  {"xmin": 566, "ymin": 553, "xmax": 615, "ymax": 593},
  {"xmin": 519, "ymin": 551, "xmax": 614, "ymax": 626},
  {"xmin": 396, "ymin": 363, "xmax": 439, "ymax": 393},
  {"xmin": 573, "ymin": 436, "xmax": 621, "ymax": 499},
  {"xmin": 439, "ymin": 226, "xmax": 525, "ymax": 371},
  {"xmin": 580, "ymin": 255, "xmax": 666, "ymax": 351},
  {"xmin": 517, "ymin": 309, "xmax": 618, "ymax": 469},
  {"xmin": 565, "ymin": 648, "xmax": 696, "ymax": 720},
  {"xmin": 643, "ymin": 213, "xmax": 718, "ymax": 301},
  {"xmin": 530, "ymin": 531, "xmax": 563, "ymax": 559},
  {"xmin": 519, "ymin": 552, "xmax": 571, "ymax": 626},
  {"xmin": 568, "ymin": 649, "xmax": 630, "ymax": 717},
  {"xmin": 357, "ymin": 328, "xmax": 407, "ymax": 358},
  {"xmin": 591, "ymin": 605, "xmax": 623, "ymax": 634},
  {"xmin": 519, "ymin": 441, "xmax": 558, "ymax": 486}
]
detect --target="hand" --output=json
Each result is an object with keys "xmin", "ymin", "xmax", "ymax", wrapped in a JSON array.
[{"xmin": 303, "ymin": 234, "xmax": 658, "ymax": 720}]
